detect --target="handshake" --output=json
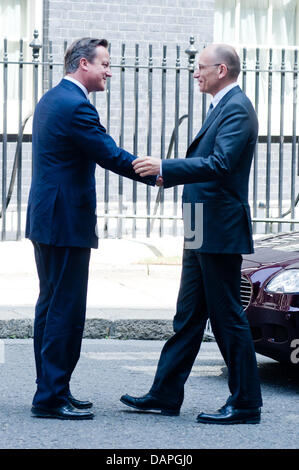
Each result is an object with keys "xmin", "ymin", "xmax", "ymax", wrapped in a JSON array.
[{"xmin": 132, "ymin": 156, "xmax": 163, "ymax": 186}]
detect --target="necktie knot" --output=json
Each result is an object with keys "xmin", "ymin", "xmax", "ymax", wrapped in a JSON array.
[{"xmin": 206, "ymin": 102, "xmax": 213, "ymax": 117}]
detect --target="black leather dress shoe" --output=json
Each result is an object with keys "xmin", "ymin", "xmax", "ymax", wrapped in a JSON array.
[
  {"xmin": 31, "ymin": 403, "xmax": 94, "ymax": 420},
  {"xmin": 196, "ymin": 404, "xmax": 261, "ymax": 425},
  {"xmin": 68, "ymin": 393, "xmax": 93, "ymax": 409},
  {"xmin": 120, "ymin": 393, "xmax": 180, "ymax": 416}
]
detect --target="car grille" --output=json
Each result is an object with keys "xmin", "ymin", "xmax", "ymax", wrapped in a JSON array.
[{"xmin": 240, "ymin": 276, "xmax": 253, "ymax": 310}]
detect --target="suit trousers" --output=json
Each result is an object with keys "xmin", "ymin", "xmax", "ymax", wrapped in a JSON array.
[
  {"xmin": 32, "ymin": 241, "xmax": 91, "ymax": 408},
  {"xmin": 150, "ymin": 249, "xmax": 263, "ymax": 409}
]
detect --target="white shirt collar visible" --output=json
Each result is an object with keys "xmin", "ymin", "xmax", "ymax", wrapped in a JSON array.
[
  {"xmin": 63, "ymin": 75, "xmax": 89, "ymax": 99},
  {"xmin": 211, "ymin": 82, "xmax": 239, "ymax": 109}
]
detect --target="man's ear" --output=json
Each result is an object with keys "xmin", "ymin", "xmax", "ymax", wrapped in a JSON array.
[
  {"xmin": 218, "ymin": 63, "xmax": 228, "ymax": 79},
  {"xmin": 79, "ymin": 57, "xmax": 88, "ymax": 71}
]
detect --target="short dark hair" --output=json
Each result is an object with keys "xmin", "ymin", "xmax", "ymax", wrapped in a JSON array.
[
  {"xmin": 214, "ymin": 45, "xmax": 241, "ymax": 80},
  {"xmin": 64, "ymin": 37, "xmax": 109, "ymax": 73}
]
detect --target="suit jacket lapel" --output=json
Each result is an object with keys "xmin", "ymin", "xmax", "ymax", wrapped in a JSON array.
[{"xmin": 187, "ymin": 86, "xmax": 242, "ymax": 155}]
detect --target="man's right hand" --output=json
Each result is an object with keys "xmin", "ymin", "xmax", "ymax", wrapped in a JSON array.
[{"xmin": 132, "ymin": 156, "xmax": 161, "ymax": 177}]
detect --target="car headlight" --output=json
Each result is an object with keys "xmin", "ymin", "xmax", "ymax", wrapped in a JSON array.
[{"xmin": 266, "ymin": 269, "xmax": 299, "ymax": 293}]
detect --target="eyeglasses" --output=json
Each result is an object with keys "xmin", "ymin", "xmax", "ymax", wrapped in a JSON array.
[{"xmin": 196, "ymin": 63, "xmax": 222, "ymax": 71}]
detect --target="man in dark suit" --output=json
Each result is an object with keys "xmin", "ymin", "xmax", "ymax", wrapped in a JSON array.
[
  {"xmin": 121, "ymin": 44, "xmax": 263, "ymax": 424},
  {"xmin": 26, "ymin": 37, "xmax": 155, "ymax": 420}
]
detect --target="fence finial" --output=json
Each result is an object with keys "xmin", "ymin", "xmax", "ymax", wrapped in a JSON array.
[
  {"xmin": 185, "ymin": 36, "xmax": 198, "ymax": 70},
  {"xmin": 29, "ymin": 30, "xmax": 42, "ymax": 61}
]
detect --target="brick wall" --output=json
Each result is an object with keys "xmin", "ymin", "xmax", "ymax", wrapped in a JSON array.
[
  {"xmin": 42, "ymin": 0, "xmax": 215, "ymax": 149},
  {"xmin": 44, "ymin": 0, "xmax": 215, "ymax": 63}
]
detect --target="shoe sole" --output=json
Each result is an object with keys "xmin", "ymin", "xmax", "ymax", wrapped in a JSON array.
[
  {"xmin": 196, "ymin": 416, "xmax": 260, "ymax": 425},
  {"xmin": 31, "ymin": 410, "xmax": 94, "ymax": 420},
  {"xmin": 120, "ymin": 398, "xmax": 180, "ymax": 416}
]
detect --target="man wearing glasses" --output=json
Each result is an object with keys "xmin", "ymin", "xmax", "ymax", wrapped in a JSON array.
[{"xmin": 121, "ymin": 43, "xmax": 263, "ymax": 425}]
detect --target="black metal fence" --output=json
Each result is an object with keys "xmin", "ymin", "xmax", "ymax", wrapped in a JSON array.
[{"xmin": 1, "ymin": 31, "xmax": 299, "ymax": 241}]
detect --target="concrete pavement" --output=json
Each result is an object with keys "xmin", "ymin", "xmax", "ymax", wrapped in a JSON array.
[
  {"xmin": 1, "ymin": 339, "xmax": 298, "ymax": 449},
  {"xmin": 0, "ymin": 236, "xmax": 184, "ymax": 339}
]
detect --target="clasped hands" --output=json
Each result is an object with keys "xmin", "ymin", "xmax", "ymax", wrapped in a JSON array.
[{"xmin": 132, "ymin": 156, "xmax": 163, "ymax": 186}]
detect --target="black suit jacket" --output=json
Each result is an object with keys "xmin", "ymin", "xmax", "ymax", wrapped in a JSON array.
[
  {"xmin": 26, "ymin": 79, "xmax": 155, "ymax": 248},
  {"xmin": 162, "ymin": 86, "xmax": 258, "ymax": 254}
]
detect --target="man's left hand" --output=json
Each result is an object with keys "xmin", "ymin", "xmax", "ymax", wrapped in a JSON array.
[{"xmin": 132, "ymin": 157, "xmax": 161, "ymax": 177}]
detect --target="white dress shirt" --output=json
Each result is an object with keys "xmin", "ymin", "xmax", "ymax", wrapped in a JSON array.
[{"xmin": 210, "ymin": 82, "xmax": 238, "ymax": 110}]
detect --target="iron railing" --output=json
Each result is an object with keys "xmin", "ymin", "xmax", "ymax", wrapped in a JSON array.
[{"xmin": 1, "ymin": 31, "xmax": 299, "ymax": 241}]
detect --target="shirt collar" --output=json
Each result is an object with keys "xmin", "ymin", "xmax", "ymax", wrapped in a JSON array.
[
  {"xmin": 211, "ymin": 82, "xmax": 239, "ymax": 109},
  {"xmin": 63, "ymin": 75, "xmax": 89, "ymax": 99}
]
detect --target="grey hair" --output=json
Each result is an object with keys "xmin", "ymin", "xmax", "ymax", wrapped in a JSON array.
[{"xmin": 64, "ymin": 37, "xmax": 108, "ymax": 74}]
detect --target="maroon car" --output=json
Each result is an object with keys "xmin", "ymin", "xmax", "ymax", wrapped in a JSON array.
[{"xmin": 241, "ymin": 232, "xmax": 299, "ymax": 365}]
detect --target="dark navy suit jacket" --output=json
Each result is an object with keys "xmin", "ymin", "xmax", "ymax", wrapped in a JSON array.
[
  {"xmin": 26, "ymin": 79, "xmax": 155, "ymax": 248},
  {"xmin": 162, "ymin": 86, "xmax": 258, "ymax": 254}
]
